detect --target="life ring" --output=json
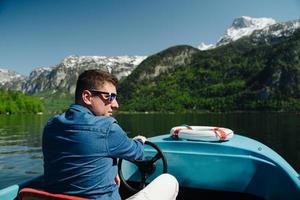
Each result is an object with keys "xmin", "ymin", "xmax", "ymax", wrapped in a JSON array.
[{"xmin": 170, "ymin": 125, "xmax": 234, "ymax": 141}]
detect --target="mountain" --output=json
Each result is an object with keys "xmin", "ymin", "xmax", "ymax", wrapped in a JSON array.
[
  {"xmin": 118, "ymin": 20, "xmax": 300, "ymax": 112},
  {"xmin": 0, "ymin": 69, "xmax": 26, "ymax": 91},
  {"xmin": 216, "ymin": 16, "xmax": 276, "ymax": 46},
  {"xmin": 199, "ymin": 16, "xmax": 300, "ymax": 50},
  {"xmin": 0, "ymin": 55, "xmax": 146, "ymax": 94},
  {"xmin": 1, "ymin": 16, "xmax": 299, "ymax": 112},
  {"xmin": 118, "ymin": 45, "xmax": 200, "ymax": 100}
]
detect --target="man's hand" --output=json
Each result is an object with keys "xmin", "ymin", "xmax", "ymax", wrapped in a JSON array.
[
  {"xmin": 133, "ymin": 135, "xmax": 147, "ymax": 144},
  {"xmin": 115, "ymin": 175, "xmax": 120, "ymax": 187}
]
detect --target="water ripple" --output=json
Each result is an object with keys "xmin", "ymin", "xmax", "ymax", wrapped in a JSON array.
[{"xmin": 0, "ymin": 146, "xmax": 41, "ymax": 155}]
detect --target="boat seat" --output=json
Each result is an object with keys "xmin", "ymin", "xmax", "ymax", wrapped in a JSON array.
[{"xmin": 19, "ymin": 188, "xmax": 89, "ymax": 200}]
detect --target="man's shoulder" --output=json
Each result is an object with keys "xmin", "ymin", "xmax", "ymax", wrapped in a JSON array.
[
  {"xmin": 45, "ymin": 114, "xmax": 60, "ymax": 126},
  {"xmin": 94, "ymin": 116, "xmax": 118, "ymax": 127}
]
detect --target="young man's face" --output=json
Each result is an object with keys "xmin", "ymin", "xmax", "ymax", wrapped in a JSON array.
[{"xmin": 89, "ymin": 81, "xmax": 119, "ymax": 116}]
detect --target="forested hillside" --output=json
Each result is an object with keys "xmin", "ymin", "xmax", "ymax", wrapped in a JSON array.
[
  {"xmin": 118, "ymin": 30, "xmax": 300, "ymax": 112},
  {"xmin": 0, "ymin": 90, "xmax": 44, "ymax": 114}
]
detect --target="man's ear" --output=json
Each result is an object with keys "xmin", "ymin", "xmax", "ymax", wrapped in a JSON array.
[{"xmin": 82, "ymin": 90, "xmax": 93, "ymax": 105}]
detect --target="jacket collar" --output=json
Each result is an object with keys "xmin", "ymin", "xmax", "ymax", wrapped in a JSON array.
[{"xmin": 69, "ymin": 104, "xmax": 94, "ymax": 115}]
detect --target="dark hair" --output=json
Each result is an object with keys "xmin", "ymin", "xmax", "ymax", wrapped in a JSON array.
[{"xmin": 75, "ymin": 69, "xmax": 118, "ymax": 103}]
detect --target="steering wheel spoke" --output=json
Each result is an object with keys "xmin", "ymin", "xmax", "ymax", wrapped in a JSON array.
[
  {"xmin": 151, "ymin": 152, "xmax": 162, "ymax": 163},
  {"xmin": 118, "ymin": 141, "xmax": 168, "ymax": 193},
  {"xmin": 139, "ymin": 173, "xmax": 147, "ymax": 189}
]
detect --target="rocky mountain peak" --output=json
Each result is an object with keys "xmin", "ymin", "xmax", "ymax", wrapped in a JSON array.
[
  {"xmin": 0, "ymin": 68, "xmax": 26, "ymax": 90},
  {"xmin": 0, "ymin": 55, "xmax": 147, "ymax": 94},
  {"xmin": 60, "ymin": 55, "xmax": 146, "ymax": 72},
  {"xmin": 225, "ymin": 16, "xmax": 276, "ymax": 41},
  {"xmin": 252, "ymin": 19, "xmax": 300, "ymax": 39},
  {"xmin": 199, "ymin": 16, "xmax": 277, "ymax": 50},
  {"xmin": 231, "ymin": 16, "xmax": 275, "ymax": 30}
]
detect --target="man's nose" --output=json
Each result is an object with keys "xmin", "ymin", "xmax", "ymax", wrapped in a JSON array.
[{"xmin": 111, "ymin": 99, "xmax": 119, "ymax": 109}]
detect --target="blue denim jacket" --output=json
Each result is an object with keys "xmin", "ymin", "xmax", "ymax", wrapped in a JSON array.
[{"xmin": 42, "ymin": 104, "xmax": 144, "ymax": 199}]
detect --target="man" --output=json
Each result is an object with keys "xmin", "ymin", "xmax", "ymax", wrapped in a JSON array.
[
  {"xmin": 42, "ymin": 69, "xmax": 178, "ymax": 200},
  {"xmin": 42, "ymin": 69, "xmax": 146, "ymax": 199}
]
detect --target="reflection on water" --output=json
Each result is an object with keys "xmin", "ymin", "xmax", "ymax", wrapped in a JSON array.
[
  {"xmin": 0, "ymin": 112, "xmax": 299, "ymax": 188},
  {"xmin": 0, "ymin": 114, "xmax": 47, "ymax": 188}
]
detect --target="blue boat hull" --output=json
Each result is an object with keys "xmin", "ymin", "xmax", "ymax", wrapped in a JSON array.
[{"xmin": 122, "ymin": 134, "xmax": 300, "ymax": 199}]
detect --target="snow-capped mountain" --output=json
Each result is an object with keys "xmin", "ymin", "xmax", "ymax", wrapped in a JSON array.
[
  {"xmin": 61, "ymin": 55, "xmax": 145, "ymax": 70},
  {"xmin": 198, "ymin": 42, "xmax": 215, "ymax": 51},
  {"xmin": 217, "ymin": 16, "xmax": 276, "ymax": 46},
  {"xmin": 198, "ymin": 16, "xmax": 300, "ymax": 50},
  {"xmin": 0, "ymin": 69, "xmax": 24, "ymax": 84},
  {"xmin": 23, "ymin": 55, "xmax": 147, "ymax": 94},
  {"xmin": 0, "ymin": 55, "xmax": 146, "ymax": 94},
  {"xmin": 250, "ymin": 19, "xmax": 300, "ymax": 44},
  {"xmin": 0, "ymin": 69, "xmax": 26, "ymax": 90}
]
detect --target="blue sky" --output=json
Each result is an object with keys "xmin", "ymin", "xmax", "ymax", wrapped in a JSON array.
[{"xmin": 0, "ymin": 0, "xmax": 299, "ymax": 75}]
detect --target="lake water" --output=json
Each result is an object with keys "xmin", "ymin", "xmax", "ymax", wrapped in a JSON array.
[{"xmin": 0, "ymin": 112, "xmax": 299, "ymax": 189}]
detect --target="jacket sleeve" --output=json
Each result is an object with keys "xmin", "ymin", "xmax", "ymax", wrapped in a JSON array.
[{"xmin": 106, "ymin": 122, "xmax": 144, "ymax": 160}]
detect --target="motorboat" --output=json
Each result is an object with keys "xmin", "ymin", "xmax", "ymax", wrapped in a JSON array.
[{"xmin": 119, "ymin": 126, "xmax": 300, "ymax": 199}]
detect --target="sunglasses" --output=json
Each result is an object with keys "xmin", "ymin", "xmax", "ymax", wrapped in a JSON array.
[{"xmin": 89, "ymin": 90, "xmax": 117, "ymax": 103}]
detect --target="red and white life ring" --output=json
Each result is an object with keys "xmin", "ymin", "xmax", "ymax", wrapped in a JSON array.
[{"xmin": 170, "ymin": 125, "xmax": 234, "ymax": 141}]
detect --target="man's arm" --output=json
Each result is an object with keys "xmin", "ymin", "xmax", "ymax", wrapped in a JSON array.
[{"xmin": 107, "ymin": 122, "xmax": 145, "ymax": 160}]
